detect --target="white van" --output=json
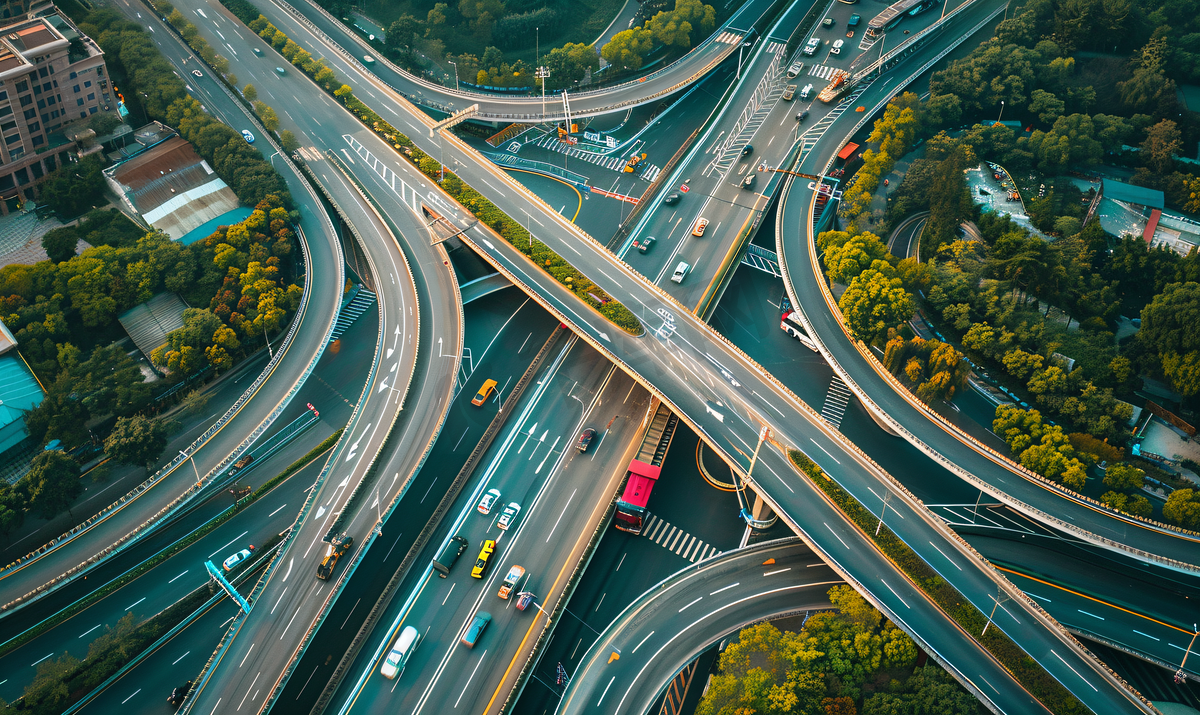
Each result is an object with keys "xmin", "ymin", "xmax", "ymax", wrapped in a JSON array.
[
  {"xmin": 380, "ymin": 626, "xmax": 420, "ymax": 679},
  {"xmin": 671, "ymin": 262, "xmax": 690, "ymax": 283}
]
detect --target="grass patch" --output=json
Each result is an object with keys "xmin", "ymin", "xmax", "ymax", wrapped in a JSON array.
[
  {"xmin": 0, "ymin": 429, "xmax": 342, "ymax": 661},
  {"xmin": 787, "ymin": 449, "xmax": 1090, "ymax": 715}
]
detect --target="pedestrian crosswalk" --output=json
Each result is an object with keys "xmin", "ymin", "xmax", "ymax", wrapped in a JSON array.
[
  {"xmin": 531, "ymin": 135, "xmax": 662, "ymax": 181},
  {"xmin": 821, "ymin": 375, "xmax": 851, "ymax": 429},
  {"xmin": 714, "ymin": 31, "xmax": 744, "ymax": 44},
  {"xmin": 765, "ymin": 41, "xmax": 784, "ymax": 54},
  {"xmin": 808, "ymin": 64, "xmax": 840, "ymax": 80},
  {"xmin": 640, "ymin": 514, "xmax": 722, "ymax": 563}
]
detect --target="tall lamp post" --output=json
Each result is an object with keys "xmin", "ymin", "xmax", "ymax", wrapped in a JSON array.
[
  {"xmin": 448, "ymin": 59, "xmax": 459, "ymax": 89},
  {"xmin": 536, "ymin": 66, "xmax": 550, "ymax": 121}
]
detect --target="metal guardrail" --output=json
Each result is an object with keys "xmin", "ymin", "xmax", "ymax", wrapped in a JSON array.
[
  {"xmin": 486, "ymin": 152, "xmax": 591, "ymax": 185},
  {"xmin": 272, "ymin": 0, "xmax": 746, "ymax": 120},
  {"xmin": 0, "ymin": 1, "xmax": 348, "ymax": 614},
  {"xmin": 315, "ymin": 326, "xmax": 565, "ymax": 715}
]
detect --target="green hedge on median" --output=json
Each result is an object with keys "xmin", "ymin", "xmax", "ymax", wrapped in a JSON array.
[{"xmin": 787, "ymin": 450, "xmax": 1090, "ymax": 715}]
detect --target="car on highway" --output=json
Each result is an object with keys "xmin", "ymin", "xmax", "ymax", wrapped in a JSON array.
[
  {"xmin": 786, "ymin": 61, "xmax": 803, "ymax": 78},
  {"xmin": 830, "ymin": 39, "xmax": 845, "ymax": 55},
  {"xmin": 671, "ymin": 261, "xmax": 690, "ymax": 283},
  {"xmin": 848, "ymin": 13, "xmax": 861, "ymax": 25},
  {"xmin": 741, "ymin": 144, "xmax": 754, "ymax": 157},
  {"xmin": 516, "ymin": 590, "xmax": 535, "ymax": 611},
  {"xmin": 663, "ymin": 193, "xmax": 681, "ymax": 205},
  {"xmin": 316, "ymin": 533, "xmax": 352, "ymax": 580},
  {"xmin": 803, "ymin": 37, "xmax": 819, "ymax": 56},
  {"xmin": 191, "ymin": 69, "xmax": 202, "ymax": 78},
  {"xmin": 460, "ymin": 611, "xmax": 492, "ymax": 648},
  {"xmin": 692, "ymin": 218, "xmax": 708, "ymax": 236},
  {"xmin": 168, "ymin": 681, "xmax": 193, "ymax": 708},
  {"xmin": 800, "ymin": 84, "xmax": 813, "ymax": 100},
  {"xmin": 797, "ymin": 110, "xmax": 810, "ymax": 122},
  {"xmin": 634, "ymin": 236, "xmax": 656, "ymax": 253},
  {"xmin": 471, "ymin": 539, "xmax": 496, "ymax": 578},
  {"xmin": 822, "ymin": 17, "xmax": 834, "ymax": 27},
  {"xmin": 432, "ymin": 534, "xmax": 469, "ymax": 577},
  {"xmin": 498, "ymin": 564, "xmax": 526, "ymax": 599},
  {"xmin": 497, "ymin": 502, "xmax": 521, "ymax": 530},
  {"xmin": 241, "ymin": 129, "xmax": 255, "ymax": 144},
  {"xmin": 577, "ymin": 427, "xmax": 598, "ymax": 452},
  {"xmin": 252, "ymin": 47, "xmax": 264, "ymax": 56},
  {"xmin": 222, "ymin": 545, "xmax": 255, "ymax": 571},
  {"xmin": 471, "ymin": 378, "xmax": 497, "ymax": 405},
  {"xmin": 380, "ymin": 625, "xmax": 419, "ymax": 679},
  {"xmin": 274, "ymin": 66, "xmax": 287, "ymax": 76},
  {"xmin": 782, "ymin": 84, "xmax": 796, "ymax": 101},
  {"xmin": 477, "ymin": 488, "xmax": 501, "ymax": 514},
  {"xmin": 741, "ymin": 173, "xmax": 757, "ymax": 190}
]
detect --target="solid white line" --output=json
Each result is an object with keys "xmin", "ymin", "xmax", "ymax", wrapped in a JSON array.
[
  {"xmin": 79, "ymin": 624, "xmax": 102, "ymax": 638},
  {"xmin": 1133, "ymin": 630, "xmax": 1160, "ymax": 641},
  {"xmin": 121, "ymin": 689, "xmax": 141, "ymax": 704},
  {"xmin": 679, "ymin": 597, "xmax": 702, "ymax": 612},
  {"xmin": 1050, "ymin": 650, "xmax": 1098, "ymax": 691},
  {"xmin": 546, "ymin": 489, "xmax": 577, "ymax": 542},
  {"xmin": 878, "ymin": 579, "xmax": 909, "ymax": 608},
  {"xmin": 710, "ymin": 582, "xmax": 739, "ymax": 595},
  {"xmin": 597, "ymin": 676, "xmax": 616, "ymax": 706},
  {"xmin": 169, "ymin": 570, "xmax": 188, "ymax": 583},
  {"xmin": 268, "ymin": 503, "xmax": 289, "ymax": 517},
  {"xmin": 926, "ymin": 541, "xmax": 961, "ymax": 570},
  {"xmin": 632, "ymin": 630, "xmax": 656, "ymax": 654},
  {"xmin": 810, "ymin": 439, "xmax": 841, "ymax": 464},
  {"xmin": 173, "ymin": 651, "xmax": 190, "ymax": 665},
  {"xmin": 763, "ymin": 568, "xmax": 791, "ymax": 576},
  {"xmin": 823, "ymin": 523, "xmax": 848, "ymax": 548},
  {"xmin": 455, "ymin": 651, "xmax": 488, "ymax": 707}
]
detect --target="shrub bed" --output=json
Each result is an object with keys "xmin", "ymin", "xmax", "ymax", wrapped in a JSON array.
[{"xmin": 787, "ymin": 450, "xmax": 1089, "ymax": 715}]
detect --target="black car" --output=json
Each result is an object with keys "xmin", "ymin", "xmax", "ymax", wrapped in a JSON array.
[
  {"xmin": 741, "ymin": 144, "xmax": 754, "ymax": 157},
  {"xmin": 576, "ymin": 427, "xmax": 598, "ymax": 452},
  {"xmin": 741, "ymin": 173, "xmax": 757, "ymax": 190},
  {"xmin": 635, "ymin": 236, "xmax": 656, "ymax": 253},
  {"xmin": 796, "ymin": 110, "xmax": 809, "ymax": 122},
  {"xmin": 663, "ymin": 193, "xmax": 681, "ymax": 205},
  {"xmin": 168, "ymin": 681, "xmax": 194, "ymax": 708}
]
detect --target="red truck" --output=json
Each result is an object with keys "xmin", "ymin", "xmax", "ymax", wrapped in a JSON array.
[{"xmin": 613, "ymin": 460, "xmax": 661, "ymax": 534}]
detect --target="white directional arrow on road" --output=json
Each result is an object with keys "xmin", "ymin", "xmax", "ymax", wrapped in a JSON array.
[{"xmin": 386, "ymin": 324, "xmax": 400, "ymax": 358}]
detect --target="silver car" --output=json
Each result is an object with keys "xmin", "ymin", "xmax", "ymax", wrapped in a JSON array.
[{"xmin": 497, "ymin": 502, "xmax": 521, "ymax": 530}]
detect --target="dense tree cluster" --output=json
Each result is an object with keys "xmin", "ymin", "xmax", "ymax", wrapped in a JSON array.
[{"xmin": 697, "ymin": 586, "xmax": 977, "ymax": 715}]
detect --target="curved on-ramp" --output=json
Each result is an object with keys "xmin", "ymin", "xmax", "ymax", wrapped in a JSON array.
[
  {"xmin": 557, "ymin": 539, "xmax": 837, "ymax": 715},
  {"xmin": 772, "ymin": 16, "xmax": 1200, "ymax": 575}
]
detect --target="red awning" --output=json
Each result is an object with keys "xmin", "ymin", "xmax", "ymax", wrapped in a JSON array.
[{"xmin": 837, "ymin": 142, "xmax": 859, "ymax": 161}]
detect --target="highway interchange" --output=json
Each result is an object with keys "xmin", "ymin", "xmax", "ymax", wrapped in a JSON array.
[{"xmin": 3, "ymin": 0, "xmax": 1198, "ymax": 712}]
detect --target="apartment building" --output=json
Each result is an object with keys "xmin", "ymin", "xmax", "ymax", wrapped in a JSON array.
[{"xmin": 0, "ymin": 9, "xmax": 112, "ymax": 213}]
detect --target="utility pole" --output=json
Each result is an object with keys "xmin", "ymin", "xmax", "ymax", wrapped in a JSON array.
[{"xmin": 536, "ymin": 66, "xmax": 550, "ymax": 121}]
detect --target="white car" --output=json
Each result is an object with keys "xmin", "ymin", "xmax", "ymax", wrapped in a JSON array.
[
  {"xmin": 222, "ymin": 545, "xmax": 254, "ymax": 571},
  {"xmin": 241, "ymin": 129, "xmax": 255, "ymax": 144},
  {"xmin": 191, "ymin": 69, "xmax": 203, "ymax": 78},
  {"xmin": 380, "ymin": 626, "xmax": 419, "ymax": 680},
  {"xmin": 477, "ymin": 488, "xmax": 501, "ymax": 515},
  {"xmin": 787, "ymin": 61, "xmax": 803, "ymax": 78},
  {"xmin": 830, "ymin": 38, "xmax": 844, "ymax": 55},
  {"xmin": 800, "ymin": 84, "xmax": 814, "ymax": 100},
  {"xmin": 497, "ymin": 502, "xmax": 521, "ymax": 530},
  {"xmin": 671, "ymin": 262, "xmax": 690, "ymax": 284}
]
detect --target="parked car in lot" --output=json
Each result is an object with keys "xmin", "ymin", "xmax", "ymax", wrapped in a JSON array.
[
  {"xmin": 477, "ymin": 488, "xmax": 501, "ymax": 514},
  {"xmin": 497, "ymin": 502, "xmax": 521, "ymax": 530},
  {"xmin": 634, "ymin": 236, "xmax": 656, "ymax": 253},
  {"xmin": 577, "ymin": 427, "xmax": 598, "ymax": 452},
  {"xmin": 461, "ymin": 611, "xmax": 492, "ymax": 648},
  {"xmin": 692, "ymin": 218, "xmax": 709, "ymax": 236},
  {"xmin": 222, "ymin": 545, "xmax": 255, "ymax": 571},
  {"xmin": 498, "ymin": 564, "xmax": 526, "ymax": 599}
]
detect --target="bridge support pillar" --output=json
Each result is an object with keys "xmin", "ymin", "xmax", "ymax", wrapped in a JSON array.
[
  {"xmin": 864, "ymin": 401, "xmax": 901, "ymax": 437},
  {"xmin": 750, "ymin": 492, "xmax": 778, "ymax": 529}
]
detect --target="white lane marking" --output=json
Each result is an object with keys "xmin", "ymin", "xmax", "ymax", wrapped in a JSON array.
[
  {"xmin": 173, "ymin": 651, "xmax": 190, "ymax": 665},
  {"xmin": 454, "ymin": 650, "xmax": 488, "ymax": 707},
  {"xmin": 239, "ymin": 643, "xmax": 256, "ymax": 667},
  {"xmin": 710, "ymin": 582, "xmax": 739, "ymax": 595},
  {"xmin": 1050, "ymin": 650, "xmax": 1098, "ymax": 691},
  {"xmin": 208, "ymin": 531, "xmax": 249, "ymax": 559},
  {"xmin": 125, "ymin": 597, "xmax": 146, "ymax": 610},
  {"xmin": 809, "ymin": 438, "xmax": 841, "ymax": 464},
  {"xmin": 546, "ymin": 488, "xmax": 577, "ymax": 541},
  {"xmin": 632, "ymin": 631, "xmax": 655, "ymax": 654},
  {"xmin": 79, "ymin": 624, "xmax": 103, "ymax": 638},
  {"xmin": 237, "ymin": 670, "xmax": 261, "ymax": 710},
  {"xmin": 268, "ymin": 503, "xmax": 289, "ymax": 517},
  {"xmin": 678, "ymin": 597, "xmax": 702, "ymax": 612},
  {"xmin": 597, "ymin": 676, "xmax": 616, "ymax": 706},
  {"xmin": 31, "ymin": 653, "xmax": 53, "ymax": 667},
  {"xmin": 763, "ymin": 568, "xmax": 790, "ymax": 576},
  {"xmin": 121, "ymin": 689, "xmax": 141, "ymax": 704},
  {"xmin": 1078, "ymin": 610, "xmax": 1105, "ymax": 620},
  {"xmin": 823, "ymin": 523, "xmax": 848, "ymax": 548},
  {"xmin": 926, "ymin": 541, "xmax": 961, "ymax": 570},
  {"xmin": 1133, "ymin": 630, "xmax": 1160, "ymax": 641},
  {"xmin": 878, "ymin": 579, "xmax": 909, "ymax": 608},
  {"xmin": 169, "ymin": 570, "xmax": 188, "ymax": 583}
]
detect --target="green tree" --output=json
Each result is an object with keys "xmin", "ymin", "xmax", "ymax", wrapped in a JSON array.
[
  {"xmin": 39, "ymin": 155, "xmax": 107, "ymax": 218},
  {"xmin": 601, "ymin": 27, "xmax": 654, "ymax": 71},
  {"xmin": 242, "ymin": 83, "xmax": 257, "ymax": 102},
  {"xmin": 0, "ymin": 480, "xmax": 25, "ymax": 536},
  {"xmin": 104, "ymin": 415, "xmax": 168, "ymax": 470},
  {"xmin": 1028, "ymin": 88, "xmax": 1065, "ymax": 124},
  {"xmin": 1164, "ymin": 488, "xmax": 1200, "ymax": 528},
  {"xmin": 387, "ymin": 14, "xmax": 420, "ymax": 57},
  {"xmin": 280, "ymin": 130, "xmax": 299, "ymax": 153},
  {"xmin": 24, "ymin": 450, "xmax": 81, "ymax": 519},
  {"xmin": 41, "ymin": 227, "xmax": 79, "ymax": 263},
  {"xmin": 1103, "ymin": 462, "xmax": 1145, "ymax": 490},
  {"xmin": 647, "ymin": 8, "xmax": 694, "ymax": 48},
  {"xmin": 540, "ymin": 43, "xmax": 599, "ymax": 90},
  {"xmin": 824, "ymin": 232, "xmax": 890, "ymax": 284},
  {"xmin": 1142, "ymin": 119, "xmax": 1182, "ymax": 174},
  {"xmin": 838, "ymin": 269, "xmax": 914, "ymax": 344}
]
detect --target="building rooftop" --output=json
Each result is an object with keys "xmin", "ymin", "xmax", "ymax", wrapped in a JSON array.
[
  {"xmin": 117, "ymin": 292, "xmax": 187, "ymax": 359},
  {"xmin": 0, "ymin": 353, "xmax": 44, "ymax": 455},
  {"xmin": 1102, "ymin": 179, "xmax": 1164, "ymax": 209}
]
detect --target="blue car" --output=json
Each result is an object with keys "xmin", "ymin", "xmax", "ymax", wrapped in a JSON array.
[{"xmin": 241, "ymin": 129, "xmax": 255, "ymax": 144}]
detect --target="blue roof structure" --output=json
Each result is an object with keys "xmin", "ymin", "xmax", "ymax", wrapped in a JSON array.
[
  {"xmin": 1102, "ymin": 179, "xmax": 1164, "ymax": 209},
  {"xmin": 0, "ymin": 354, "xmax": 44, "ymax": 455}
]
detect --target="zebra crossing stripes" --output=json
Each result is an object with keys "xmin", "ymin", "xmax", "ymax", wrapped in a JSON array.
[
  {"xmin": 808, "ymin": 64, "xmax": 840, "ymax": 80},
  {"xmin": 765, "ymin": 41, "xmax": 784, "ymax": 54},
  {"xmin": 530, "ymin": 135, "xmax": 663, "ymax": 181},
  {"xmin": 641, "ymin": 514, "xmax": 722, "ymax": 563},
  {"xmin": 821, "ymin": 375, "xmax": 852, "ymax": 429},
  {"xmin": 714, "ymin": 31, "xmax": 743, "ymax": 44}
]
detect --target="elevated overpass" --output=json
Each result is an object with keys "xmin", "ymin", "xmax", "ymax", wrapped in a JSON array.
[
  {"xmin": 279, "ymin": 0, "xmax": 774, "ymax": 121},
  {"xmin": 772, "ymin": 0, "xmax": 1200, "ymax": 576},
  {"xmin": 170, "ymin": 0, "xmax": 1159, "ymax": 710}
]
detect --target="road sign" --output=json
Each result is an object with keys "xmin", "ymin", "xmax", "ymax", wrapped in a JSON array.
[{"xmin": 680, "ymin": 184, "xmax": 690, "ymax": 193}]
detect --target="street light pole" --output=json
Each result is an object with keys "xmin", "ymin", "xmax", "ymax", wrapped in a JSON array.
[
  {"xmin": 448, "ymin": 59, "xmax": 459, "ymax": 89},
  {"xmin": 736, "ymin": 41, "xmax": 751, "ymax": 80},
  {"xmin": 536, "ymin": 66, "xmax": 550, "ymax": 121}
]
